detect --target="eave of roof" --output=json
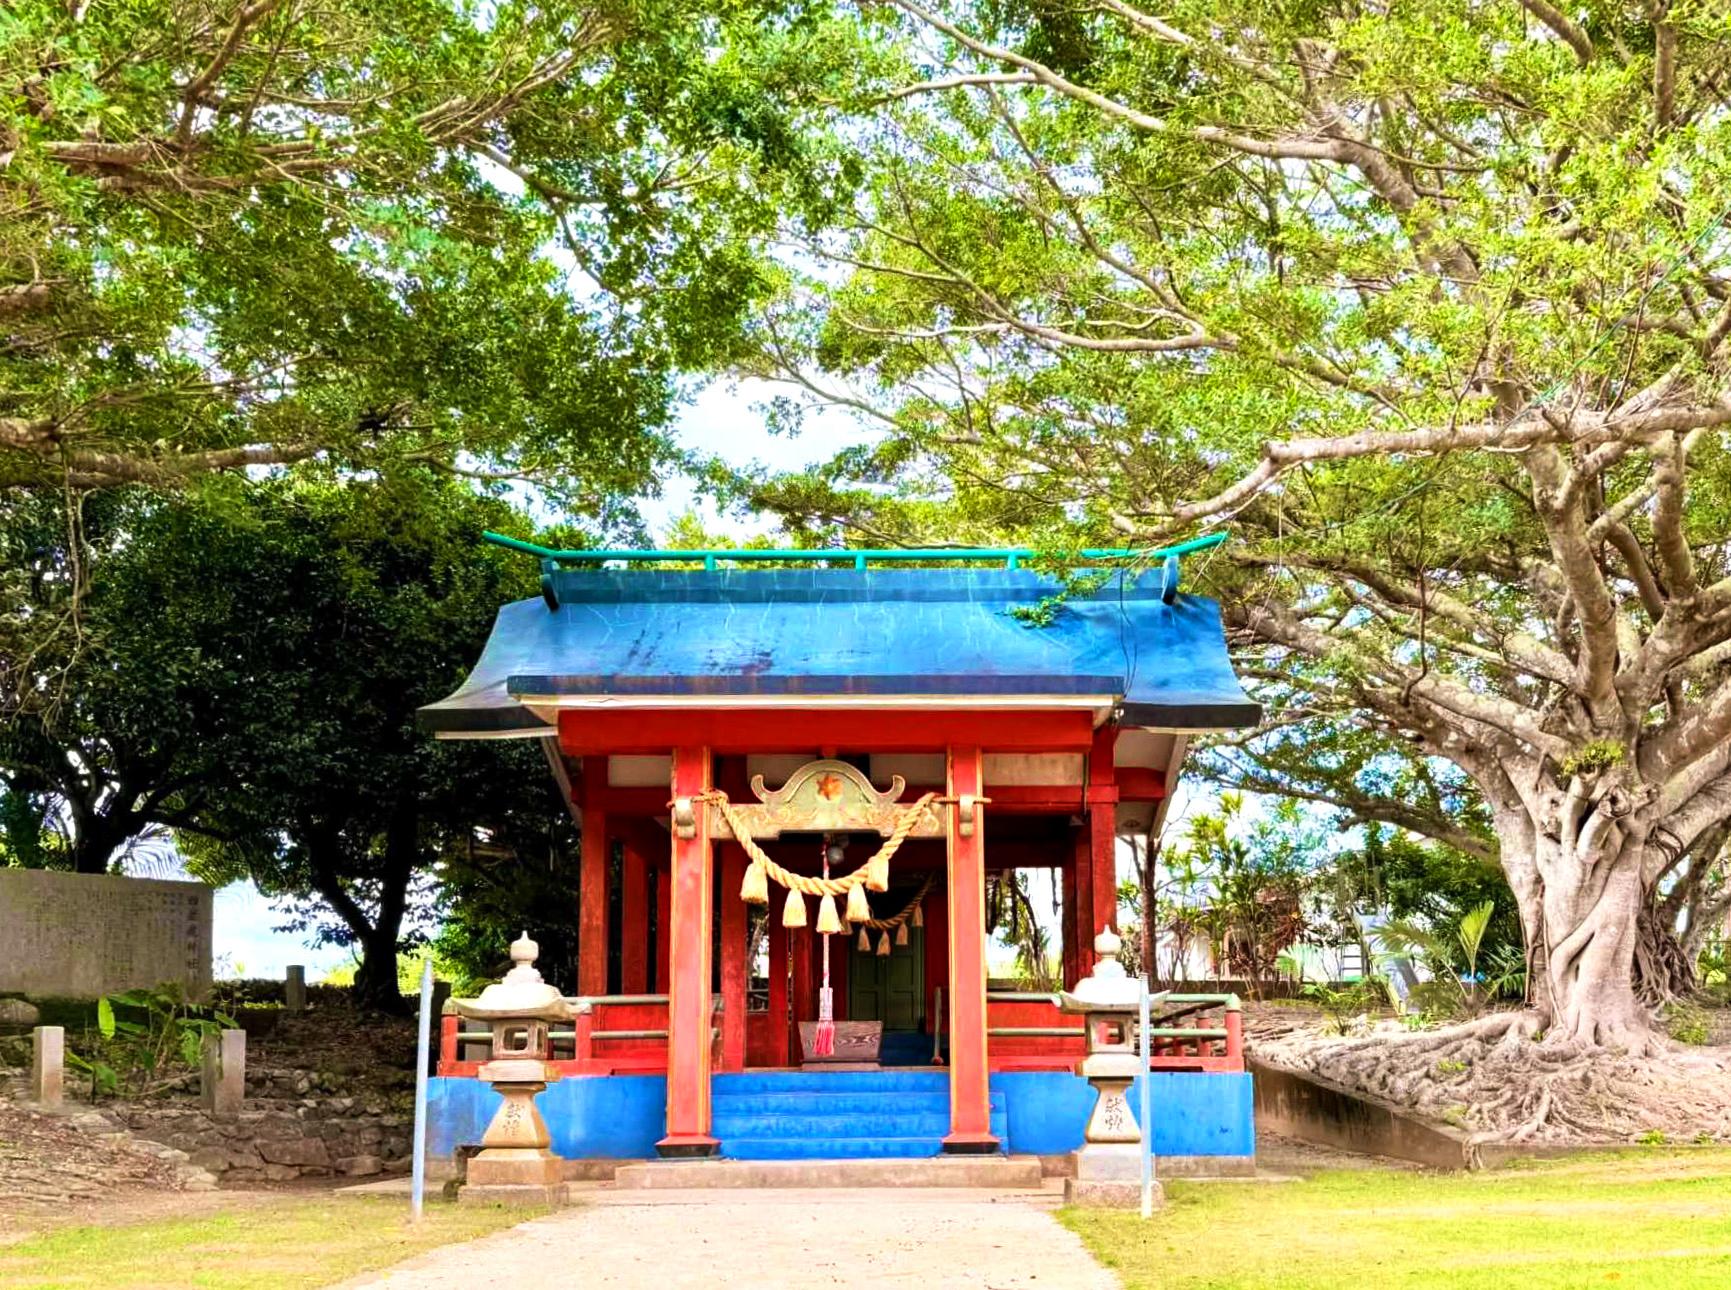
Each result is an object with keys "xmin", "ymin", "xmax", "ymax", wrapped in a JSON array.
[{"xmin": 419, "ymin": 567, "xmax": 1260, "ymax": 738}]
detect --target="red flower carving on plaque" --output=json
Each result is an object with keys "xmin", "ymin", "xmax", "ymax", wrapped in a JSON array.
[{"xmin": 816, "ymin": 773, "xmax": 844, "ymax": 800}]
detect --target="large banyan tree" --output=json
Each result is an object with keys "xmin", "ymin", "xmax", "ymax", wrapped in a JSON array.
[{"xmin": 748, "ymin": 2, "xmax": 1731, "ymax": 1046}]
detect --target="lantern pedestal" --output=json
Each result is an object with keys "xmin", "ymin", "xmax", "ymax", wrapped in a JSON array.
[
  {"xmin": 451, "ymin": 932, "xmax": 575, "ymax": 1207},
  {"xmin": 1058, "ymin": 928, "xmax": 1166, "ymax": 1210},
  {"xmin": 460, "ymin": 1058, "xmax": 568, "ymax": 1206}
]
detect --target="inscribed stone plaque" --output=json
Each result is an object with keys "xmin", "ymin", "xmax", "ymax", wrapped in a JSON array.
[{"xmin": 0, "ymin": 870, "xmax": 213, "ymax": 998}]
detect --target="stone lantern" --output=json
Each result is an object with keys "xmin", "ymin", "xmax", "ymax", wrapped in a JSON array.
[
  {"xmin": 451, "ymin": 931, "xmax": 573, "ymax": 1205},
  {"xmin": 1056, "ymin": 926, "xmax": 1167, "ymax": 1208}
]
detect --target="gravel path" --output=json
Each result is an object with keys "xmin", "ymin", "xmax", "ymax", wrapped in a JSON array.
[{"xmin": 346, "ymin": 1186, "xmax": 1119, "ymax": 1290}]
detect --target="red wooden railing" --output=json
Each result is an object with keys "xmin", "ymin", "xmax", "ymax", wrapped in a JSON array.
[
  {"xmin": 435, "ymin": 992, "xmax": 1241, "ymax": 1077},
  {"xmin": 437, "ymin": 995, "xmax": 721, "ymax": 1077},
  {"xmin": 984, "ymin": 992, "xmax": 1244, "ymax": 1074}
]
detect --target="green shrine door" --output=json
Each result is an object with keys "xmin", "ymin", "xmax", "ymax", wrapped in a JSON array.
[{"xmin": 850, "ymin": 922, "xmax": 924, "ymax": 1031}]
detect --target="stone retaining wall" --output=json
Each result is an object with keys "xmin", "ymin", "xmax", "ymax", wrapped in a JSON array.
[
  {"xmin": 117, "ymin": 1094, "xmax": 413, "ymax": 1183},
  {"xmin": 1249, "ymin": 1056, "xmax": 1474, "ymax": 1168}
]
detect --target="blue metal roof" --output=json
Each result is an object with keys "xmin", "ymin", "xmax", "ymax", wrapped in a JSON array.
[{"xmin": 419, "ymin": 567, "xmax": 1259, "ymax": 736}]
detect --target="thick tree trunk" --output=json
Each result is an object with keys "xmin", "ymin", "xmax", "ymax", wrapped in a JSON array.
[
  {"xmin": 305, "ymin": 803, "xmax": 417, "ymax": 1016},
  {"xmin": 351, "ymin": 794, "xmax": 420, "ymax": 1015},
  {"xmin": 68, "ymin": 809, "xmax": 140, "ymax": 875},
  {"xmin": 1633, "ymin": 901, "xmax": 1694, "ymax": 1004},
  {"xmin": 1526, "ymin": 831, "xmax": 1652, "ymax": 1047},
  {"xmin": 352, "ymin": 922, "xmax": 408, "ymax": 1014}
]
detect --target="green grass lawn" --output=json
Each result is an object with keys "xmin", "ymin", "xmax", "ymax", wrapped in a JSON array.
[
  {"xmin": 0, "ymin": 1195, "xmax": 532, "ymax": 1290},
  {"xmin": 1063, "ymin": 1148, "xmax": 1731, "ymax": 1290}
]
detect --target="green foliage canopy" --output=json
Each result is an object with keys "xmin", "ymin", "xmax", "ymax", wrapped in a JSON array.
[
  {"xmin": 741, "ymin": 0, "xmax": 1731, "ymax": 1042},
  {"xmin": 0, "ymin": 0, "xmax": 862, "ymax": 502}
]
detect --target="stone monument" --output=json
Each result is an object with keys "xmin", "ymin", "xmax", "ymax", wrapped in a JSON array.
[
  {"xmin": 1057, "ymin": 927, "xmax": 1166, "ymax": 1208},
  {"xmin": 451, "ymin": 932, "xmax": 573, "ymax": 1206},
  {"xmin": 0, "ymin": 870, "xmax": 211, "ymax": 998}
]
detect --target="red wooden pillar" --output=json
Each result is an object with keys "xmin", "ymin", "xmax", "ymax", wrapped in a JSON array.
[
  {"xmin": 791, "ymin": 922, "xmax": 812, "ymax": 1061},
  {"xmin": 1071, "ymin": 826, "xmax": 1095, "ymax": 980},
  {"xmin": 1060, "ymin": 838, "xmax": 1079, "ymax": 987},
  {"xmin": 655, "ymin": 860, "xmax": 672, "ymax": 992},
  {"xmin": 924, "ymin": 882, "xmax": 948, "ymax": 1043},
  {"xmin": 621, "ymin": 829, "xmax": 650, "ymax": 994},
  {"xmin": 578, "ymin": 770, "xmax": 609, "ymax": 995},
  {"xmin": 1086, "ymin": 727, "xmax": 1120, "ymax": 952},
  {"xmin": 720, "ymin": 844, "xmax": 748, "ymax": 1072},
  {"xmin": 658, "ymin": 745, "xmax": 717, "ymax": 1156},
  {"xmin": 767, "ymin": 916, "xmax": 789, "ymax": 1067},
  {"xmin": 943, "ymin": 744, "xmax": 997, "ymax": 1152}
]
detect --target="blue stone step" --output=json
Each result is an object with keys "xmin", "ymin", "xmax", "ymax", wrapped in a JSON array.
[
  {"xmin": 713, "ymin": 1071, "xmax": 952, "ymax": 1094},
  {"xmin": 715, "ymin": 1114, "xmax": 1010, "ymax": 1156},
  {"xmin": 712, "ymin": 1112, "xmax": 954, "ymax": 1139},
  {"xmin": 722, "ymin": 1136, "xmax": 948, "ymax": 1161},
  {"xmin": 713, "ymin": 1091, "xmax": 951, "ymax": 1115},
  {"xmin": 710, "ymin": 1091, "xmax": 1004, "ymax": 1116},
  {"xmin": 711, "ymin": 1070, "xmax": 1008, "ymax": 1159}
]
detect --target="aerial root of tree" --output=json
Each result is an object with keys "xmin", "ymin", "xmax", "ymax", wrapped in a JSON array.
[{"xmin": 1252, "ymin": 1010, "xmax": 1731, "ymax": 1148}]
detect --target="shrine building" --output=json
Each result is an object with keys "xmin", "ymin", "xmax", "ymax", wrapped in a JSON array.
[{"xmin": 420, "ymin": 537, "xmax": 1262, "ymax": 1171}]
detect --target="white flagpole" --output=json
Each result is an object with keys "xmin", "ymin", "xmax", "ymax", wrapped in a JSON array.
[
  {"xmin": 411, "ymin": 956, "xmax": 433, "ymax": 1222},
  {"xmin": 1139, "ymin": 976, "xmax": 1153, "ymax": 1219}
]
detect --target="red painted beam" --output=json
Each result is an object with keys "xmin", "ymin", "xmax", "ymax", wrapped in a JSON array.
[
  {"xmin": 559, "ymin": 708, "xmax": 1096, "ymax": 755},
  {"xmin": 595, "ymin": 781, "xmax": 1119, "ymax": 818},
  {"xmin": 1114, "ymin": 766, "xmax": 1165, "ymax": 802},
  {"xmin": 593, "ymin": 786, "xmax": 676, "ymax": 816}
]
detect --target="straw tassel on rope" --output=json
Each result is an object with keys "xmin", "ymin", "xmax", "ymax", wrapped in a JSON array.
[
  {"xmin": 857, "ymin": 927, "xmax": 871, "ymax": 952},
  {"xmin": 865, "ymin": 849, "xmax": 889, "ymax": 893},
  {"xmin": 815, "ymin": 894, "xmax": 843, "ymax": 935},
  {"xmin": 740, "ymin": 859, "xmax": 769, "ymax": 905},
  {"xmin": 876, "ymin": 930, "xmax": 892, "ymax": 956},
  {"xmin": 845, "ymin": 883, "xmax": 871, "ymax": 923},
  {"xmin": 781, "ymin": 886, "xmax": 807, "ymax": 928}
]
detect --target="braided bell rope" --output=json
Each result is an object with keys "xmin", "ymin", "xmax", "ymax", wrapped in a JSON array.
[
  {"xmin": 692, "ymin": 789, "xmax": 938, "ymax": 896},
  {"xmin": 864, "ymin": 873, "xmax": 935, "ymax": 931}
]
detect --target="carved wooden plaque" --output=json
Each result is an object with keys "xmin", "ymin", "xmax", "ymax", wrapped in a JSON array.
[{"xmin": 707, "ymin": 758, "xmax": 944, "ymax": 840}]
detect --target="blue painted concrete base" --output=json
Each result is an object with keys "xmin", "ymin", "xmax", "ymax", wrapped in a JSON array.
[{"xmin": 426, "ymin": 1069, "xmax": 1254, "ymax": 1164}]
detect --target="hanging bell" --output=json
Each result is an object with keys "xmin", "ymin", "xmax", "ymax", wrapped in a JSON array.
[
  {"xmin": 857, "ymin": 927, "xmax": 872, "ymax": 952},
  {"xmin": 910, "ymin": 903, "xmax": 923, "ymax": 929},
  {"xmin": 740, "ymin": 859, "xmax": 769, "ymax": 905},
  {"xmin": 781, "ymin": 886, "xmax": 807, "ymax": 929},
  {"xmin": 895, "ymin": 921, "xmax": 909, "ymax": 947},
  {"xmin": 865, "ymin": 850, "xmax": 890, "ymax": 893},
  {"xmin": 877, "ymin": 930, "xmax": 892, "ymax": 956},
  {"xmin": 815, "ymin": 894, "xmax": 843, "ymax": 935},
  {"xmin": 845, "ymin": 883, "xmax": 871, "ymax": 923}
]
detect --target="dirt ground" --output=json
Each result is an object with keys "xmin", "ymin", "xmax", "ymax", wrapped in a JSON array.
[
  {"xmin": 0, "ymin": 1172, "xmax": 347, "ymax": 1244},
  {"xmin": 345, "ymin": 1186, "xmax": 1119, "ymax": 1290}
]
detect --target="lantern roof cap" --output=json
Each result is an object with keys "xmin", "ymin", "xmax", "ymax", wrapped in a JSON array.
[
  {"xmin": 1059, "ymin": 925, "xmax": 1145, "ymax": 1011},
  {"xmin": 453, "ymin": 932, "xmax": 572, "ymax": 1023}
]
